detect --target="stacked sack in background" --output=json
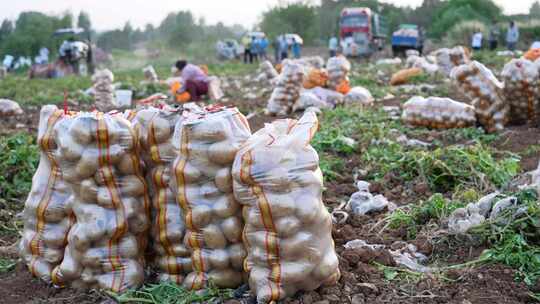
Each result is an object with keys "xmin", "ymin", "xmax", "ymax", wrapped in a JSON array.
[
  {"xmin": 434, "ymin": 46, "xmax": 470, "ymax": 76},
  {"xmin": 172, "ymin": 107, "xmax": 251, "ymax": 289},
  {"xmin": 232, "ymin": 112, "xmax": 340, "ymax": 304},
  {"xmin": 52, "ymin": 112, "xmax": 150, "ymax": 292},
  {"xmin": 501, "ymin": 58, "xmax": 540, "ymax": 126},
  {"xmin": 132, "ymin": 107, "xmax": 192, "ymax": 284},
  {"xmin": 451, "ymin": 61, "xmax": 508, "ymax": 133},
  {"xmin": 402, "ymin": 96, "xmax": 476, "ymax": 129},
  {"xmin": 266, "ymin": 60, "xmax": 305, "ymax": 115},
  {"xmin": 260, "ymin": 61, "xmax": 279, "ymax": 82},
  {"xmin": 293, "ymin": 87, "xmax": 344, "ymax": 112},
  {"xmin": 327, "ymin": 56, "xmax": 351, "ymax": 94},
  {"xmin": 93, "ymin": 69, "xmax": 116, "ymax": 112},
  {"xmin": 19, "ymin": 105, "xmax": 73, "ymax": 284}
]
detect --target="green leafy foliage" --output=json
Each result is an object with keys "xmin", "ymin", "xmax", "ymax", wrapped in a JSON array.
[
  {"xmin": 260, "ymin": 3, "xmax": 317, "ymax": 42},
  {"xmin": 0, "ymin": 133, "xmax": 39, "ymax": 201},
  {"xmin": 0, "ymin": 258, "xmax": 16, "ymax": 274},
  {"xmin": 109, "ymin": 281, "xmax": 233, "ymax": 304}
]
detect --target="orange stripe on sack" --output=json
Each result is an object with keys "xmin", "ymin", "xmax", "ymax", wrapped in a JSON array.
[{"xmin": 97, "ymin": 115, "xmax": 128, "ymax": 292}]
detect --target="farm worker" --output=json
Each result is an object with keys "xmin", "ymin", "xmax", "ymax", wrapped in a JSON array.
[
  {"xmin": 259, "ymin": 36, "xmax": 269, "ymax": 60},
  {"xmin": 242, "ymin": 35, "xmax": 253, "ymax": 64},
  {"xmin": 292, "ymin": 38, "xmax": 301, "ymax": 59},
  {"xmin": 329, "ymin": 36, "xmax": 338, "ymax": 57},
  {"xmin": 251, "ymin": 37, "xmax": 260, "ymax": 63},
  {"xmin": 471, "ymin": 31, "xmax": 483, "ymax": 50},
  {"xmin": 273, "ymin": 37, "xmax": 280, "ymax": 62},
  {"xmin": 173, "ymin": 60, "xmax": 209, "ymax": 102},
  {"xmin": 488, "ymin": 24, "xmax": 499, "ymax": 50},
  {"xmin": 506, "ymin": 21, "xmax": 519, "ymax": 51},
  {"xmin": 279, "ymin": 36, "xmax": 289, "ymax": 62}
]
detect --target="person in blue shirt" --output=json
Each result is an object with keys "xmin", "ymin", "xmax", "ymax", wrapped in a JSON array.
[
  {"xmin": 251, "ymin": 36, "xmax": 260, "ymax": 62},
  {"xmin": 292, "ymin": 38, "xmax": 301, "ymax": 59},
  {"xmin": 259, "ymin": 37, "xmax": 269, "ymax": 60},
  {"xmin": 279, "ymin": 36, "xmax": 289, "ymax": 62}
]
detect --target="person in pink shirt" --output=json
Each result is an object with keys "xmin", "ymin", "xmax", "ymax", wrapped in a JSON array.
[{"xmin": 175, "ymin": 60, "xmax": 209, "ymax": 101}]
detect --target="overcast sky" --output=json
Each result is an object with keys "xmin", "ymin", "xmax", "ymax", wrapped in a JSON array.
[{"xmin": 0, "ymin": 0, "xmax": 535, "ymax": 31}]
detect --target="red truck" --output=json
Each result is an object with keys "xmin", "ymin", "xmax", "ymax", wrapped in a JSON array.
[{"xmin": 339, "ymin": 7, "xmax": 387, "ymax": 57}]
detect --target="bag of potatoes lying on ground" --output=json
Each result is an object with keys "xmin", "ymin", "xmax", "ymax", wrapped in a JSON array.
[
  {"xmin": 501, "ymin": 59, "xmax": 540, "ymax": 126},
  {"xmin": 52, "ymin": 112, "xmax": 150, "ymax": 292},
  {"xmin": 344, "ymin": 86, "xmax": 374, "ymax": 106},
  {"xmin": 451, "ymin": 61, "xmax": 508, "ymax": 133},
  {"xmin": 266, "ymin": 60, "xmax": 305, "ymax": 116},
  {"xmin": 390, "ymin": 67, "xmax": 423, "ymax": 86},
  {"xmin": 19, "ymin": 105, "xmax": 73, "ymax": 284},
  {"xmin": 232, "ymin": 112, "xmax": 340, "ymax": 304},
  {"xmin": 402, "ymin": 96, "xmax": 476, "ymax": 129},
  {"xmin": 326, "ymin": 55, "xmax": 351, "ymax": 91},
  {"xmin": 171, "ymin": 106, "xmax": 251, "ymax": 290},
  {"xmin": 0, "ymin": 99, "xmax": 23, "ymax": 117},
  {"xmin": 433, "ymin": 46, "xmax": 471, "ymax": 76},
  {"xmin": 303, "ymin": 69, "xmax": 328, "ymax": 89},
  {"xmin": 131, "ymin": 107, "xmax": 192, "ymax": 284}
]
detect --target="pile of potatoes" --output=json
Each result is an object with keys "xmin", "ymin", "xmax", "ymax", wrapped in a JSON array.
[
  {"xmin": 266, "ymin": 60, "xmax": 305, "ymax": 115},
  {"xmin": 19, "ymin": 105, "xmax": 73, "ymax": 284},
  {"xmin": 260, "ymin": 61, "xmax": 279, "ymax": 80},
  {"xmin": 326, "ymin": 56, "xmax": 351, "ymax": 91},
  {"xmin": 402, "ymin": 96, "xmax": 476, "ymax": 129},
  {"xmin": 232, "ymin": 112, "xmax": 340, "ymax": 304},
  {"xmin": 93, "ymin": 69, "xmax": 115, "ymax": 112},
  {"xmin": 171, "ymin": 107, "xmax": 251, "ymax": 289},
  {"xmin": 451, "ymin": 61, "xmax": 508, "ymax": 133},
  {"xmin": 51, "ymin": 113, "xmax": 149, "ymax": 292},
  {"xmin": 501, "ymin": 58, "xmax": 540, "ymax": 126},
  {"xmin": 132, "ymin": 107, "xmax": 192, "ymax": 284}
]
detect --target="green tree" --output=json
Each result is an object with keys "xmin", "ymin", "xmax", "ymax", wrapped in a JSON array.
[
  {"xmin": 77, "ymin": 11, "xmax": 92, "ymax": 31},
  {"xmin": 531, "ymin": 1, "xmax": 540, "ymax": 18},
  {"xmin": 260, "ymin": 3, "xmax": 317, "ymax": 43},
  {"xmin": 0, "ymin": 20, "xmax": 13, "ymax": 43},
  {"xmin": 158, "ymin": 11, "xmax": 198, "ymax": 47}
]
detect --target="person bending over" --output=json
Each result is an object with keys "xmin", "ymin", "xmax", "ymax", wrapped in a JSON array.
[{"xmin": 174, "ymin": 60, "xmax": 209, "ymax": 101}]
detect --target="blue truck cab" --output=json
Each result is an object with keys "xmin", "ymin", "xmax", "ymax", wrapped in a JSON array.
[{"xmin": 391, "ymin": 24, "xmax": 424, "ymax": 56}]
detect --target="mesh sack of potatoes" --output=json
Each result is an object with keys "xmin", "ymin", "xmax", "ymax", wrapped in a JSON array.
[
  {"xmin": 19, "ymin": 105, "xmax": 73, "ymax": 285},
  {"xmin": 434, "ymin": 46, "xmax": 471, "ymax": 76},
  {"xmin": 92, "ymin": 69, "xmax": 116, "ymax": 112},
  {"xmin": 326, "ymin": 56, "xmax": 351, "ymax": 91},
  {"xmin": 131, "ymin": 107, "xmax": 192, "ymax": 284},
  {"xmin": 232, "ymin": 112, "xmax": 340, "ymax": 304},
  {"xmin": 171, "ymin": 106, "xmax": 252, "ymax": 290},
  {"xmin": 266, "ymin": 60, "xmax": 305, "ymax": 115},
  {"xmin": 143, "ymin": 65, "xmax": 158, "ymax": 83},
  {"xmin": 501, "ymin": 59, "xmax": 540, "ymax": 126},
  {"xmin": 51, "ymin": 112, "xmax": 150, "ymax": 292},
  {"xmin": 402, "ymin": 96, "xmax": 476, "ymax": 129},
  {"xmin": 0, "ymin": 98, "xmax": 23, "ymax": 117},
  {"xmin": 451, "ymin": 61, "xmax": 508, "ymax": 133},
  {"xmin": 344, "ymin": 86, "xmax": 374, "ymax": 106},
  {"xmin": 260, "ymin": 61, "xmax": 279, "ymax": 80}
]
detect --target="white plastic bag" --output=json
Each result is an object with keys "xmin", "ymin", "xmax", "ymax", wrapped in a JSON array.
[
  {"xmin": 0, "ymin": 99, "xmax": 23, "ymax": 116},
  {"xmin": 344, "ymin": 86, "xmax": 374, "ymax": 106},
  {"xmin": 266, "ymin": 60, "xmax": 305, "ymax": 115}
]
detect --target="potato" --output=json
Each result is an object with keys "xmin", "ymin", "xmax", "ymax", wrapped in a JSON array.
[
  {"xmin": 106, "ymin": 144, "xmax": 124, "ymax": 165},
  {"xmin": 189, "ymin": 120, "xmax": 227, "ymax": 141},
  {"xmin": 208, "ymin": 248, "xmax": 230, "ymax": 269},
  {"xmin": 221, "ymin": 216, "xmax": 242, "ymax": 243},
  {"xmin": 157, "ymin": 256, "xmax": 187, "ymax": 275},
  {"xmin": 179, "ymin": 161, "xmax": 203, "ymax": 184},
  {"xmin": 158, "ymin": 273, "xmax": 185, "ymax": 284},
  {"xmin": 189, "ymin": 205, "xmax": 212, "ymax": 229},
  {"xmin": 80, "ymin": 178, "xmax": 98, "ymax": 202},
  {"xmin": 203, "ymin": 224, "xmax": 227, "ymax": 249},
  {"xmin": 261, "ymin": 167, "xmax": 291, "ymax": 193},
  {"xmin": 96, "ymin": 187, "xmax": 114, "ymax": 208},
  {"xmin": 56, "ymin": 249, "xmax": 83, "ymax": 280},
  {"xmin": 30, "ymin": 259, "xmax": 53, "ymax": 281},
  {"xmin": 41, "ymin": 223, "xmax": 69, "ymax": 248},
  {"xmin": 56, "ymin": 136, "xmax": 84, "ymax": 162},
  {"xmin": 207, "ymin": 141, "xmax": 239, "ymax": 165},
  {"xmin": 199, "ymin": 181, "xmax": 221, "ymax": 199},
  {"xmin": 75, "ymin": 149, "xmax": 100, "ymax": 179},
  {"xmin": 295, "ymin": 194, "xmax": 322, "ymax": 224},
  {"xmin": 214, "ymin": 167, "xmax": 233, "ymax": 193},
  {"xmin": 183, "ymin": 271, "xmax": 205, "ymax": 290},
  {"xmin": 311, "ymin": 251, "xmax": 339, "ymax": 281},
  {"xmin": 121, "ymin": 175, "xmax": 145, "ymax": 197},
  {"xmin": 69, "ymin": 117, "xmax": 96, "ymax": 145},
  {"xmin": 81, "ymin": 247, "xmax": 106, "ymax": 268},
  {"xmin": 128, "ymin": 212, "xmax": 149, "ymax": 234},
  {"xmin": 265, "ymin": 193, "xmax": 296, "ymax": 218},
  {"xmin": 213, "ymin": 195, "xmax": 239, "ymax": 218},
  {"xmin": 279, "ymin": 260, "xmax": 315, "ymax": 284},
  {"xmin": 228, "ymin": 243, "xmax": 247, "ymax": 270},
  {"xmin": 150, "ymin": 116, "xmax": 172, "ymax": 144},
  {"xmin": 81, "ymin": 267, "xmax": 97, "ymax": 284},
  {"xmin": 280, "ymin": 231, "xmax": 314, "ymax": 260},
  {"xmin": 40, "ymin": 198, "xmax": 67, "ymax": 223},
  {"xmin": 207, "ymin": 269, "xmax": 243, "ymax": 288},
  {"xmin": 274, "ymin": 216, "xmax": 301, "ymax": 238},
  {"xmin": 42, "ymin": 247, "xmax": 64, "ymax": 264}
]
